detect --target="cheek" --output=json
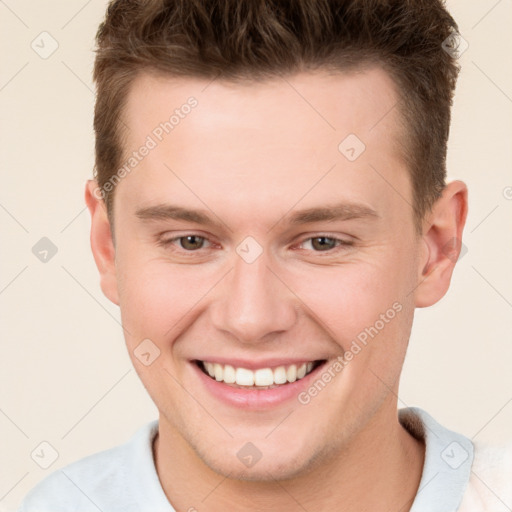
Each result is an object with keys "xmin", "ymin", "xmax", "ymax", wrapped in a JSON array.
[
  {"xmin": 289, "ymin": 257, "xmax": 410, "ymax": 347},
  {"xmin": 115, "ymin": 250, "xmax": 215, "ymax": 344}
]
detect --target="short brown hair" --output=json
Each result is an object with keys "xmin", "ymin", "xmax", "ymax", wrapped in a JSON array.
[{"xmin": 93, "ymin": 0, "xmax": 460, "ymax": 231}]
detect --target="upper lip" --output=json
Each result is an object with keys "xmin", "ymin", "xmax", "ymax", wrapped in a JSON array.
[{"xmin": 193, "ymin": 357, "xmax": 327, "ymax": 370}]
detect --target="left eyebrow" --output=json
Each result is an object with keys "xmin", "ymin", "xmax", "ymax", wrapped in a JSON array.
[{"xmin": 286, "ymin": 203, "xmax": 380, "ymax": 225}]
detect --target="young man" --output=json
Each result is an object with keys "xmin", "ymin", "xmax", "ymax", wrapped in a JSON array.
[{"xmin": 18, "ymin": 1, "xmax": 512, "ymax": 511}]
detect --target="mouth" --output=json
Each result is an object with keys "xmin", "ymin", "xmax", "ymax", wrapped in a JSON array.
[{"xmin": 194, "ymin": 359, "xmax": 326, "ymax": 389}]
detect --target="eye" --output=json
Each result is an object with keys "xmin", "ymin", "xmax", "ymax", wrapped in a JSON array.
[
  {"xmin": 159, "ymin": 234, "xmax": 211, "ymax": 251},
  {"xmin": 298, "ymin": 235, "xmax": 352, "ymax": 252}
]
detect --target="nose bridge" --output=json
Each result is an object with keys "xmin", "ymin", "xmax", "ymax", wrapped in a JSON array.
[{"xmin": 212, "ymin": 248, "xmax": 296, "ymax": 343}]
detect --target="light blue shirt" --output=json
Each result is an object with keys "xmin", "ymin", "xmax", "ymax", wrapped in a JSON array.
[{"xmin": 17, "ymin": 407, "xmax": 477, "ymax": 511}]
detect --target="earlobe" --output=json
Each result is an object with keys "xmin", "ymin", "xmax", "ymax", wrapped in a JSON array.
[
  {"xmin": 414, "ymin": 180, "xmax": 468, "ymax": 308},
  {"xmin": 84, "ymin": 180, "xmax": 120, "ymax": 305}
]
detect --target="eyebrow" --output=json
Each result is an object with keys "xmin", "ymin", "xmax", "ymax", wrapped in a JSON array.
[
  {"xmin": 135, "ymin": 204, "xmax": 225, "ymax": 229},
  {"xmin": 286, "ymin": 203, "xmax": 379, "ymax": 225},
  {"xmin": 135, "ymin": 202, "xmax": 379, "ymax": 229}
]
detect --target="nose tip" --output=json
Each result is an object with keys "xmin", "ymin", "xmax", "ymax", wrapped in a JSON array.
[{"xmin": 210, "ymin": 253, "xmax": 297, "ymax": 344}]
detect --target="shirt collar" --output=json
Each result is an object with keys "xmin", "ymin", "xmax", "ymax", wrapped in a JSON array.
[{"xmin": 400, "ymin": 407, "xmax": 474, "ymax": 512}]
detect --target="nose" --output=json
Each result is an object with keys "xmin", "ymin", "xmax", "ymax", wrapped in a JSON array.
[{"xmin": 210, "ymin": 248, "xmax": 298, "ymax": 344}]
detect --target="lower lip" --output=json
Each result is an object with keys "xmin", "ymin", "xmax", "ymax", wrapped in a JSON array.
[{"xmin": 191, "ymin": 360, "xmax": 327, "ymax": 410}]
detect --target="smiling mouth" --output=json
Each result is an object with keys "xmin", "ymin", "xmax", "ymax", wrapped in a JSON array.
[{"xmin": 195, "ymin": 360, "xmax": 326, "ymax": 389}]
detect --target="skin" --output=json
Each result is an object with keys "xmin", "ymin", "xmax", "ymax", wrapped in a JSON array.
[{"xmin": 85, "ymin": 67, "xmax": 467, "ymax": 511}]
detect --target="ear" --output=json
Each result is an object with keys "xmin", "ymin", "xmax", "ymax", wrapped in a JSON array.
[
  {"xmin": 85, "ymin": 180, "xmax": 119, "ymax": 305},
  {"xmin": 414, "ymin": 180, "xmax": 468, "ymax": 308}
]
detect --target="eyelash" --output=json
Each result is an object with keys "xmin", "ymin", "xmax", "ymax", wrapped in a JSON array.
[{"xmin": 157, "ymin": 233, "xmax": 353, "ymax": 256}]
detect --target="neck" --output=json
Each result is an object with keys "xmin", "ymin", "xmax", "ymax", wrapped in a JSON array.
[{"xmin": 154, "ymin": 403, "xmax": 425, "ymax": 512}]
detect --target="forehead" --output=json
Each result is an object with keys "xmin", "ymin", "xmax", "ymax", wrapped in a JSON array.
[
  {"xmin": 121, "ymin": 66, "xmax": 403, "ymax": 157},
  {"xmin": 115, "ymin": 67, "xmax": 410, "ymax": 229}
]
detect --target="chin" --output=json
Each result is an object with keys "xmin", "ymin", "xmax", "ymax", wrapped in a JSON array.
[{"xmin": 193, "ymin": 439, "xmax": 329, "ymax": 482}]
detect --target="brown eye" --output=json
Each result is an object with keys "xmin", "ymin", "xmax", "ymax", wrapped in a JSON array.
[
  {"xmin": 179, "ymin": 235, "xmax": 205, "ymax": 250},
  {"xmin": 310, "ymin": 236, "xmax": 338, "ymax": 251}
]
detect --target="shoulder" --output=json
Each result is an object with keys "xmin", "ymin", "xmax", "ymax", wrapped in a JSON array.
[
  {"xmin": 399, "ymin": 407, "xmax": 512, "ymax": 512},
  {"xmin": 18, "ymin": 421, "xmax": 158, "ymax": 512},
  {"xmin": 18, "ymin": 444, "xmax": 128, "ymax": 512},
  {"xmin": 458, "ymin": 440, "xmax": 512, "ymax": 512}
]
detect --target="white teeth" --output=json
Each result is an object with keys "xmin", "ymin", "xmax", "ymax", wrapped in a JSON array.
[
  {"xmin": 286, "ymin": 365, "xmax": 297, "ymax": 383},
  {"xmin": 223, "ymin": 364, "xmax": 236, "ymax": 384},
  {"xmin": 273, "ymin": 366, "xmax": 287, "ymax": 384},
  {"xmin": 201, "ymin": 360, "xmax": 318, "ymax": 387},
  {"xmin": 214, "ymin": 363, "xmax": 223, "ymax": 381},
  {"xmin": 254, "ymin": 368, "xmax": 274, "ymax": 386},
  {"xmin": 235, "ymin": 367, "xmax": 254, "ymax": 386},
  {"xmin": 205, "ymin": 362, "xmax": 215, "ymax": 378}
]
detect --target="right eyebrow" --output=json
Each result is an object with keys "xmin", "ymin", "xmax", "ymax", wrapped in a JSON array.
[{"xmin": 135, "ymin": 204, "xmax": 225, "ymax": 230}]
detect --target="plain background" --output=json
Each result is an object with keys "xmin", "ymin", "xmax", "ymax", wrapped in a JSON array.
[{"xmin": 1, "ymin": 0, "xmax": 511, "ymax": 510}]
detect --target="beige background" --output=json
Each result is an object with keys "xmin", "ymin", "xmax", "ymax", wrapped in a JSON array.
[{"xmin": 1, "ymin": 0, "xmax": 511, "ymax": 510}]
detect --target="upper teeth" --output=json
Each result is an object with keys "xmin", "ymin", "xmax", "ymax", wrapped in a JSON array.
[{"xmin": 202, "ymin": 361, "xmax": 315, "ymax": 387}]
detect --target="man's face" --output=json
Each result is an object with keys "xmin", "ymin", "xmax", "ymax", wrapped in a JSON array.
[{"xmin": 106, "ymin": 68, "xmax": 424, "ymax": 479}]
